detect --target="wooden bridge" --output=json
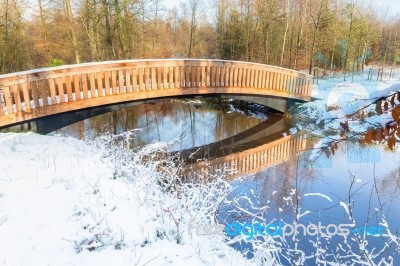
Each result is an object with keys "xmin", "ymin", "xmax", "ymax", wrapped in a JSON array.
[{"xmin": 0, "ymin": 59, "xmax": 312, "ymax": 128}]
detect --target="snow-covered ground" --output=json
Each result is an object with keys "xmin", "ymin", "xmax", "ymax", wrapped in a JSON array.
[
  {"xmin": 1, "ymin": 68, "xmax": 400, "ymax": 265},
  {"xmin": 292, "ymin": 69, "xmax": 400, "ymax": 141},
  {"xmin": 0, "ymin": 133, "xmax": 253, "ymax": 265}
]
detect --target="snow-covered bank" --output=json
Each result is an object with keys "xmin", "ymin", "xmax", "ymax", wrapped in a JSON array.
[
  {"xmin": 291, "ymin": 69, "xmax": 400, "ymax": 140},
  {"xmin": 0, "ymin": 133, "xmax": 253, "ymax": 266}
]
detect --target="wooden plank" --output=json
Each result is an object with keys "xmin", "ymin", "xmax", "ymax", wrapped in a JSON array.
[
  {"xmin": 267, "ymin": 72, "xmax": 271, "ymax": 89},
  {"xmin": 90, "ymin": 72, "xmax": 97, "ymax": 96},
  {"xmin": 278, "ymin": 73, "xmax": 283, "ymax": 90},
  {"xmin": 111, "ymin": 70, "xmax": 118, "ymax": 94},
  {"xmin": 259, "ymin": 70, "xmax": 264, "ymax": 88},
  {"xmin": 163, "ymin": 67, "xmax": 168, "ymax": 89},
  {"xmin": 185, "ymin": 66, "xmax": 190, "ymax": 87},
  {"xmin": 272, "ymin": 72, "xmax": 277, "ymax": 90},
  {"xmin": 220, "ymin": 67, "xmax": 225, "ymax": 86},
  {"xmin": 125, "ymin": 69, "xmax": 131, "ymax": 92},
  {"xmin": 131, "ymin": 68, "xmax": 137, "ymax": 91},
  {"xmin": 3, "ymin": 86, "xmax": 13, "ymax": 114},
  {"xmin": 138, "ymin": 68, "xmax": 144, "ymax": 91},
  {"xmin": 201, "ymin": 66, "xmax": 206, "ymax": 87},
  {"xmin": 104, "ymin": 71, "xmax": 111, "ymax": 95},
  {"xmin": 291, "ymin": 75, "xmax": 297, "ymax": 93},
  {"xmin": 295, "ymin": 78, "xmax": 303, "ymax": 93},
  {"xmin": 307, "ymin": 79, "xmax": 312, "ymax": 97},
  {"xmin": 48, "ymin": 78, "xmax": 57, "ymax": 104},
  {"xmin": 229, "ymin": 67, "xmax": 234, "ymax": 87},
  {"xmin": 251, "ymin": 69, "xmax": 256, "ymax": 87},
  {"xmin": 234, "ymin": 68, "xmax": 238, "ymax": 87},
  {"xmin": 40, "ymin": 80, "xmax": 49, "ymax": 106},
  {"xmin": 248, "ymin": 69, "xmax": 253, "ymax": 88},
  {"xmin": 169, "ymin": 67, "xmax": 174, "ymax": 88},
  {"xmin": 273, "ymin": 72, "xmax": 279, "ymax": 90},
  {"xmin": 238, "ymin": 68, "xmax": 243, "ymax": 87},
  {"xmin": 210, "ymin": 67, "xmax": 215, "ymax": 87},
  {"xmin": 21, "ymin": 83, "xmax": 31, "ymax": 110},
  {"xmin": 150, "ymin": 68, "xmax": 155, "ymax": 90},
  {"xmin": 248, "ymin": 69, "xmax": 253, "ymax": 87},
  {"xmin": 268, "ymin": 72, "xmax": 273, "ymax": 90},
  {"xmin": 265, "ymin": 71, "xmax": 271, "ymax": 90},
  {"xmin": 206, "ymin": 66, "xmax": 211, "ymax": 87},
  {"xmin": 31, "ymin": 81, "xmax": 40, "ymax": 108},
  {"xmin": 282, "ymin": 74, "xmax": 287, "ymax": 91},
  {"xmin": 97, "ymin": 72, "xmax": 105, "ymax": 96},
  {"xmin": 11, "ymin": 85, "xmax": 22, "ymax": 112},
  {"xmin": 266, "ymin": 72, "xmax": 271, "ymax": 89},
  {"xmin": 178, "ymin": 67, "xmax": 183, "ymax": 88},
  {"xmin": 174, "ymin": 66, "xmax": 180, "ymax": 88},
  {"xmin": 244, "ymin": 69, "xmax": 249, "ymax": 87},
  {"xmin": 293, "ymin": 77, "xmax": 299, "ymax": 94},
  {"xmin": 144, "ymin": 68, "xmax": 150, "ymax": 90},
  {"xmin": 260, "ymin": 70, "xmax": 265, "ymax": 88},
  {"xmin": 118, "ymin": 70, "xmax": 125, "ymax": 93},
  {"xmin": 215, "ymin": 67, "xmax": 220, "ymax": 87},
  {"xmin": 299, "ymin": 78, "xmax": 305, "ymax": 94},
  {"xmin": 263, "ymin": 71, "xmax": 268, "ymax": 89},
  {"xmin": 56, "ymin": 77, "xmax": 65, "ymax": 103},
  {"xmin": 155, "ymin": 68, "xmax": 161, "ymax": 89},
  {"xmin": 82, "ymin": 74, "xmax": 89, "ymax": 99},
  {"xmin": 301, "ymin": 79, "xmax": 306, "ymax": 95},
  {"xmin": 196, "ymin": 67, "xmax": 201, "ymax": 87},
  {"xmin": 242, "ymin": 68, "xmax": 247, "ymax": 88},
  {"xmin": 191, "ymin": 66, "xmax": 196, "ymax": 87},
  {"xmin": 72, "ymin": 75, "xmax": 80, "ymax": 100},
  {"xmin": 0, "ymin": 91, "xmax": 3, "ymax": 115},
  {"xmin": 65, "ymin": 76, "xmax": 73, "ymax": 101}
]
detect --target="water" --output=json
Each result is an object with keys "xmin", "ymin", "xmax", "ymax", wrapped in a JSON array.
[
  {"xmin": 219, "ymin": 139, "xmax": 400, "ymax": 264},
  {"xmin": 49, "ymin": 99, "xmax": 264, "ymax": 152},
  {"xmin": 48, "ymin": 99, "xmax": 400, "ymax": 264}
]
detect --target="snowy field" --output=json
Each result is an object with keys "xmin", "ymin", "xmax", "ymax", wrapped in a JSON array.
[{"xmin": 1, "ymin": 68, "xmax": 400, "ymax": 265}]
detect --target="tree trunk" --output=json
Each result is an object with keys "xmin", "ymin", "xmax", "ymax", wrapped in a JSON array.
[{"xmin": 65, "ymin": 0, "xmax": 81, "ymax": 64}]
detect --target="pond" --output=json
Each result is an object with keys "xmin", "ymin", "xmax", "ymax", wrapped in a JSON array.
[
  {"xmin": 47, "ymin": 98, "xmax": 400, "ymax": 264},
  {"xmin": 48, "ymin": 99, "xmax": 264, "ymax": 152}
]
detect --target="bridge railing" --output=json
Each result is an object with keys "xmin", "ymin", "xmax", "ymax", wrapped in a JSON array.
[
  {"xmin": 0, "ymin": 59, "xmax": 312, "ymax": 127},
  {"xmin": 183, "ymin": 133, "xmax": 307, "ymax": 179}
]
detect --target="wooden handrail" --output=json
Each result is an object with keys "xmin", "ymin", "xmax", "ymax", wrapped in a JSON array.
[{"xmin": 0, "ymin": 59, "xmax": 312, "ymax": 128}]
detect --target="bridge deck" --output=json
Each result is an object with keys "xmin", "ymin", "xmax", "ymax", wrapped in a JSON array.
[{"xmin": 0, "ymin": 59, "xmax": 312, "ymax": 128}]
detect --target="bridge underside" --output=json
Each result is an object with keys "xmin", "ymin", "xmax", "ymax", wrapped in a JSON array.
[{"xmin": 218, "ymin": 94, "xmax": 303, "ymax": 113}]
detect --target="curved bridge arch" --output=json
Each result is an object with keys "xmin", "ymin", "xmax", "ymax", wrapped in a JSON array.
[{"xmin": 0, "ymin": 59, "xmax": 312, "ymax": 128}]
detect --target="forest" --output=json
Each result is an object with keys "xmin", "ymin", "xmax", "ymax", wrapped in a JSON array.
[{"xmin": 0, "ymin": 0, "xmax": 400, "ymax": 75}]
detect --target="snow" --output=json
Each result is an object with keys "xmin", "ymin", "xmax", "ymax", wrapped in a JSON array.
[
  {"xmin": 304, "ymin": 193, "xmax": 333, "ymax": 202},
  {"xmin": 293, "ymin": 68, "xmax": 400, "ymax": 149},
  {"xmin": 0, "ymin": 133, "xmax": 253, "ymax": 266}
]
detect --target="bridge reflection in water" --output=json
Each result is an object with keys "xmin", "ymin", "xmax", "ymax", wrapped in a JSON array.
[{"xmin": 178, "ymin": 116, "xmax": 307, "ymax": 179}]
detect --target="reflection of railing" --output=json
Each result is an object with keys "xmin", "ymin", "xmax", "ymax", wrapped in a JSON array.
[
  {"xmin": 0, "ymin": 59, "xmax": 312, "ymax": 128},
  {"xmin": 183, "ymin": 133, "xmax": 307, "ymax": 179}
]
